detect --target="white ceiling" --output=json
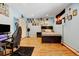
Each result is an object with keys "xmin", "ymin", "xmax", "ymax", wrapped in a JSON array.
[{"xmin": 8, "ymin": 3, "xmax": 71, "ymax": 18}]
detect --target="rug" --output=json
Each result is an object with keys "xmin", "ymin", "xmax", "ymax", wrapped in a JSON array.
[{"xmin": 10, "ymin": 47, "xmax": 34, "ymax": 56}]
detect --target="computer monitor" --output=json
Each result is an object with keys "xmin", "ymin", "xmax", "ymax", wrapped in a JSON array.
[{"xmin": 0, "ymin": 24, "xmax": 10, "ymax": 34}]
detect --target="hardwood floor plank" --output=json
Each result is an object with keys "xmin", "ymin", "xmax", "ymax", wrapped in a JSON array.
[{"xmin": 20, "ymin": 37, "xmax": 76, "ymax": 56}]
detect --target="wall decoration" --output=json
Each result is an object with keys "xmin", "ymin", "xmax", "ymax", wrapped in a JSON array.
[
  {"xmin": 68, "ymin": 8, "xmax": 72, "ymax": 14},
  {"xmin": 67, "ymin": 15, "xmax": 72, "ymax": 20},
  {"xmin": 56, "ymin": 19, "xmax": 62, "ymax": 24},
  {"xmin": 46, "ymin": 18, "xmax": 48, "ymax": 21},
  {"xmin": 73, "ymin": 9, "xmax": 77, "ymax": 16},
  {"xmin": 40, "ymin": 18, "xmax": 42, "ymax": 21},
  {"xmin": 27, "ymin": 17, "xmax": 49, "ymax": 26},
  {"xmin": 27, "ymin": 18, "xmax": 30, "ymax": 23},
  {"xmin": 0, "ymin": 3, "xmax": 9, "ymax": 17},
  {"xmin": 62, "ymin": 17, "xmax": 65, "ymax": 23},
  {"xmin": 21, "ymin": 14, "xmax": 24, "ymax": 18},
  {"xmin": 56, "ymin": 16, "xmax": 62, "ymax": 24},
  {"xmin": 65, "ymin": 14, "xmax": 68, "ymax": 20},
  {"xmin": 32, "ymin": 23, "xmax": 34, "ymax": 26},
  {"xmin": 69, "ymin": 8, "xmax": 71, "ymax": 11}
]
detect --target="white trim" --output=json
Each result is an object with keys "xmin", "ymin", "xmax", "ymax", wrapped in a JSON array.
[{"xmin": 61, "ymin": 42, "xmax": 79, "ymax": 56}]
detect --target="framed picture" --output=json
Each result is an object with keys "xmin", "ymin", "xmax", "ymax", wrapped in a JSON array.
[
  {"xmin": 32, "ymin": 23, "xmax": 34, "ymax": 26},
  {"xmin": 46, "ymin": 18, "xmax": 48, "ymax": 21},
  {"xmin": 65, "ymin": 14, "xmax": 68, "ymax": 20},
  {"xmin": 62, "ymin": 17, "xmax": 65, "ymax": 23},
  {"xmin": 67, "ymin": 15, "xmax": 72, "ymax": 20},
  {"xmin": 56, "ymin": 20, "xmax": 62, "ymax": 24},
  {"xmin": 73, "ymin": 9, "xmax": 77, "ymax": 16}
]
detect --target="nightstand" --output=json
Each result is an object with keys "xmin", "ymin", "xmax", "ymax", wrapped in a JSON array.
[{"xmin": 37, "ymin": 32, "xmax": 41, "ymax": 37}]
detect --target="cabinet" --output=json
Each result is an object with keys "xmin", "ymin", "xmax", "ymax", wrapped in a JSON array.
[{"xmin": 37, "ymin": 32, "xmax": 41, "ymax": 37}]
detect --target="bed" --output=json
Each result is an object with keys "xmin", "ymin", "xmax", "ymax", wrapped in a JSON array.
[{"xmin": 41, "ymin": 26, "xmax": 61, "ymax": 43}]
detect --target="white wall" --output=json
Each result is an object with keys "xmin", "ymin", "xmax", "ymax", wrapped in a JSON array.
[
  {"xmin": 27, "ymin": 17, "xmax": 54, "ymax": 37},
  {"xmin": 63, "ymin": 3, "xmax": 79, "ymax": 51}
]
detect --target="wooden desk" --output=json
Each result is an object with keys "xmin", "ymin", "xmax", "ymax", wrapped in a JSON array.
[
  {"xmin": 0, "ymin": 34, "xmax": 9, "ymax": 56},
  {"xmin": 0, "ymin": 42, "xmax": 6, "ymax": 56}
]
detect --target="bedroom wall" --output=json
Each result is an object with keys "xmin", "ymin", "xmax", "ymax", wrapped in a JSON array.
[
  {"xmin": 63, "ymin": 3, "xmax": 79, "ymax": 51},
  {"xmin": 27, "ymin": 17, "xmax": 54, "ymax": 37},
  {"xmin": 0, "ymin": 4, "xmax": 21, "ymax": 35},
  {"xmin": 0, "ymin": 15, "xmax": 9, "ymax": 24},
  {"xmin": 8, "ymin": 5, "xmax": 21, "ymax": 35},
  {"xmin": 53, "ymin": 18, "xmax": 62, "ymax": 35}
]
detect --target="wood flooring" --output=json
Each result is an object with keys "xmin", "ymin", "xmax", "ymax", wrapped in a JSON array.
[{"xmin": 20, "ymin": 37, "xmax": 76, "ymax": 56}]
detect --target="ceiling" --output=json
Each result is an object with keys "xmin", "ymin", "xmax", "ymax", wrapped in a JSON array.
[{"xmin": 8, "ymin": 3, "xmax": 71, "ymax": 18}]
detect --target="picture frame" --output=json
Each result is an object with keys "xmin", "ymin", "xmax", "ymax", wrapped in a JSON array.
[
  {"xmin": 0, "ymin": 3, "xmax": 9, "ymax": 17},
  {"xmin": 46, "ymin": 18, "xmax": 48, "ymax": 21},
  {"xmin": 65, "ymin": 14, "xmax": 68, "ymax": 20},
  {"xmin": 62, "ymin": 17, "xmax": 65, "ymax": 23},
  {"xmin": 56, "ymin": 20, "xmax": 62, "ymax": 24},
  {"xmin": 73, "ymin": 9, "xmax": 77, "ymax": 16},
  {"xmin": 67, "ymin": 15, "xmax": 72, "ymax": 20}
]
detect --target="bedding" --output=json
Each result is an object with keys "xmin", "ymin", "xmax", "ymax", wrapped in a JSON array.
[
  {"xmin": 42, "ymin": 29, "xmax": 61, "ymax": 43},
  {"xmin": 42, "ymin": 32, "xmax": 61, "ymax": 36}
]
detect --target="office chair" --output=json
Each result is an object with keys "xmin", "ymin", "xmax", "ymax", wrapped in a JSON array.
[{"xmin": 3, "ymin": 26, "xmax": 22, "ymax": 54}]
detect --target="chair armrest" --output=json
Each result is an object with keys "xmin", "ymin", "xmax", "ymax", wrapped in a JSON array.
[
  {"xmin": 0, "ymin": 42, "xmax": 6, "ymax": 46},
  {"xmin": 5, "ymin": 37, "xmax": 13, "ymax": 44},
  {"xmin": 5, "ymin": 40, "xmax": 13, "ymax": 44}
]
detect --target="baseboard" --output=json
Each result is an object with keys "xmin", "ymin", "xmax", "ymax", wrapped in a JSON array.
[
  {"xmin": 61, "ymin": 42, "xmax": 79, "ymax": 56},
  {"xmin": 21, "ymin": 36, "xmax": 37, "ymax": 40}
]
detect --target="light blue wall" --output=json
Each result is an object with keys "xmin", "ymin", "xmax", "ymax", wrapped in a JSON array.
[
  {"xmin": 9, "ymin": 6, "xmax": 21, "ymax": 35},
  {"xmin": 53, "ymin": 18, "xmax": 62, "ymax": 34},
  {"xmin": 0, "ymin": 5, "xmax": 21, "ymax": 35},
  {"xmin": 63, "ymin": 3, "xmax": 79, "ymax": 51}
]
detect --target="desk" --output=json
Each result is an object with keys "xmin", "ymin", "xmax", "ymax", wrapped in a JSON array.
[
  {"xmin": 0, "ymin": 34, "xmax": 8, "ymax": 56},
  {"xmin": 0, "ymin": 42, "xmax": 6, "ymax": 56}
]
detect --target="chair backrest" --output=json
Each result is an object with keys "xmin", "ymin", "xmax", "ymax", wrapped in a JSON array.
[
  {"xmin": 16, "ymin": 26, "xmax": 22, "ymax": 46},
  {"xmin": 12, "ymin": 26, "xmax": 22, "ymax": 48}
]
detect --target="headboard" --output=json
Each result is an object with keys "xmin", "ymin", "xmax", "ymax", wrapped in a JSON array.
[
  {"xmin": 41, "ymin": 26, "xmax": 53, "ymax": 32},
  {"xmin": 41, "ymin": 26, "xmax": 53, "ymax": 29}
]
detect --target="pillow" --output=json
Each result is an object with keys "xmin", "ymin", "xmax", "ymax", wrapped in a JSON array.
[
  {"xmin": 42, "ymin": 29, "xmax": 45, "ymax": 32},
  {"xmin": 45, "ymin": 29, "xmax": 52, "ymax": 32}
]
